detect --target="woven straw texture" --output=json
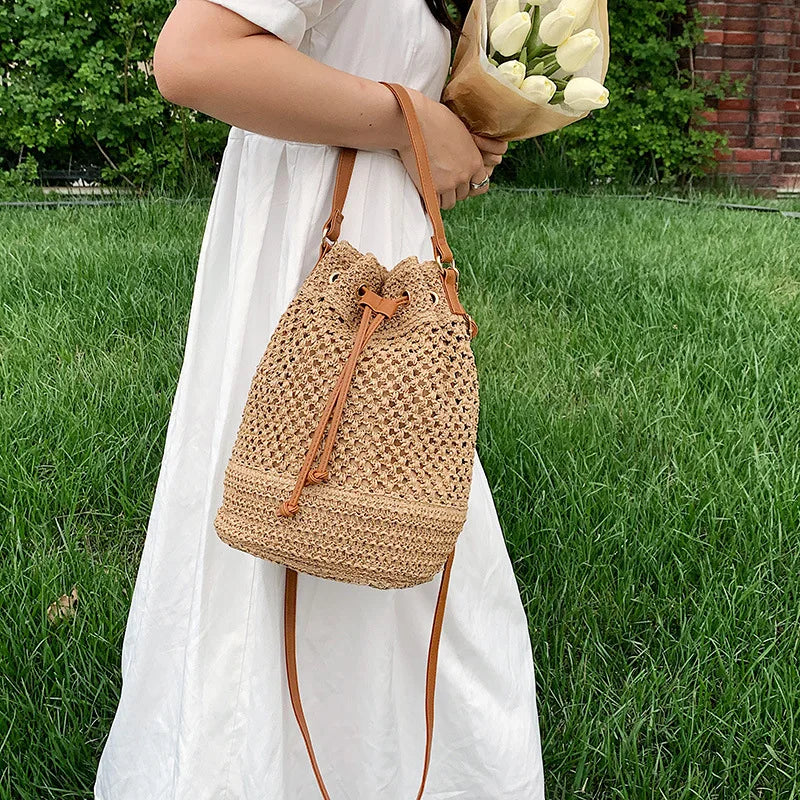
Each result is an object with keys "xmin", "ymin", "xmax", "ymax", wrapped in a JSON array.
[{"xmin": 214, "ymin": 239, "xmax": 479, "ymax": 589}]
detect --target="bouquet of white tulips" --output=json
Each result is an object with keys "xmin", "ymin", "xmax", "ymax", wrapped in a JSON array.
[{"xmin": 441, "ymin": 0, "xmax": 610, "ymax": 140}]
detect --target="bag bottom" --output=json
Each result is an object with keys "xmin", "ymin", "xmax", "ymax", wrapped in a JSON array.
[{"xmin": 214, "ymin": 460, "xmax": 466, "ymax": 590}]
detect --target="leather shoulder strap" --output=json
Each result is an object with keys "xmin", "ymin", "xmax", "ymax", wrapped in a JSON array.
[
  {"xmin": 318, "ymin": 82, "xmax": 454, "ymax": 267},
  {"xmin": 284, "ymin": 551, "xmax": 456, "ymax": 799},
  {"xmin": 379, "ymin": 82, "xmax": 454, "ymax": 266},
  {"xmin": 318, "ymin": 147, "xmax": 357, "ymax": 261}
]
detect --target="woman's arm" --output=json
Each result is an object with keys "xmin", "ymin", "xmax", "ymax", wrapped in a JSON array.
[{"xmin": 153, "ymin": 0, "xmax": 505, "ymax": 208}]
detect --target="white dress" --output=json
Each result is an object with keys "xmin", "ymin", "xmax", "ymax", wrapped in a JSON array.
[{"xmin": 93, "ymin": 0, "xmax": 544, "ymax": 797}]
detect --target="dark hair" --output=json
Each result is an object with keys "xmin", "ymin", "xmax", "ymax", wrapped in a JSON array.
[{"xmin": 424, "ymin": 0, "xmax": 472, "ymax": 37}]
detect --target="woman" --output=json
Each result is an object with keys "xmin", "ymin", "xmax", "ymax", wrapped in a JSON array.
[{"xmin": 93, "ymin": 0, "xmax": 545, "ymax": 797}]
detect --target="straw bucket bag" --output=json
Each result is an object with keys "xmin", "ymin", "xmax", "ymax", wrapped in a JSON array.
[{"xmin": 214, "ymin": 81, "xmax": 479, "ymax": 798}]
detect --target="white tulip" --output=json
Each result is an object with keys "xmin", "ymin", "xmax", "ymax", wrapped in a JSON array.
[
  {"xmin": 561, "ymin": 0, "xmax": 595, "ymax": 29},
  {"xmin": 520, "ymin": 75, "xmax": 557, "ymax": 104},
  {"xmin": 489, "ymin": 0, "xmax": 520, "ymax": 35},
  {"xmin": 538, "ymin": 7, "xmax": 576, "ymax": 47},
  {"xmin": 563, "ymin": 76, "xmax": 610, "ymax": 111},
  {"xmin": 496, "ymin": 59, "xmax": 528, "ymax": 88},
  {"xmin": 490, "ymin": 11, "xmax": 532, "ymax": 57},
  {"xmin": 556, "ymin": 28, "xmax": 600, "ymax": 72}
]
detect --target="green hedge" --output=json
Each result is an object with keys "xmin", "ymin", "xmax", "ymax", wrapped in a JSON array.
[
  {"xmin": 0, "ymin": 0, "xmax": 227, "ymax": 193},
  {"xmin": 0, "ymin": 0, "xmax": 735, "ymax": 191},
  {"xmin": 504, "ymin": 0, "xmax": 743, "ymax": 186}
]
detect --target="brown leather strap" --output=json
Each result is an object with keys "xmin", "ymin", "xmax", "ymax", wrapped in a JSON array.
[
  {"xmin": 414, "ymin": 548, "xmax": 455, "ymax": 800},
  {"xmin": 319, "ymin": 82, "xmax": 454, "ymax": 267},
  {"xmin": 379, "ymin": 82, "xmax": 454, "ymax": 266},
  {"xmin": 319, "ymin": 147, "xmax": 357, "ymax": 260},
  {"xmin": 284, "ymin": 568, "xmax": 333, "ymax": 800},
  {"xmin": 284, "ymin": 549, "xmax": 456, "ymax": 799}
]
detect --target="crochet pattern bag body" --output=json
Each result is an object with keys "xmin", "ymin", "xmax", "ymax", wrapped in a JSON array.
[{"xmin": 214, "ymin": 81, "xmax": 479, "ymax": 799}]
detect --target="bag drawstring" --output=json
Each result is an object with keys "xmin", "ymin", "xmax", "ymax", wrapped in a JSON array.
[{"xmin": 277, "ymin": 287, "xmax": 409, "ymax": 518}]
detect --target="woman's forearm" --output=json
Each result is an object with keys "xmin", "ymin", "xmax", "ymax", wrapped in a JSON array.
[{"xmin": 153, "ymin": 0, "xmax": 410, "ymax": 153}]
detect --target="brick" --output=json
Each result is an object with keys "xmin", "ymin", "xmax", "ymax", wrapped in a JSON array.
[
  {"xmin": 698, "ymin": 43, "xmax": 724, "ymax": 57},
  {"xmin": 749, "ymin": 125, "xmax": 782, "ymax": 139},
  {"xmin": 723, "ymin": 45, "xmax": 757, "ymax": 59},
  {"xmin": 757, "ymin": 59, "xmax": 790, "ymax": 73},
  {"xmin": 753, "ymin": 88, "xmax": 789, "ymax": 103},
  {"xmin": 754, "ymin": 136, "xmax": 781, "ymax": 148},
  {"xmin": 718, "ymin": 110, "xmax": 751, "ymax": 123},
  {"xmin": 758, "ymin": 70, "xmax": 791, "ymax": 85},
  {"xmin": 695, "ymin": 56, "xmax": 724, "ymax": 70},
  {"xmin": 704, "ymin": 29, "xmax": 725, "ymax": 44},
  {"xmin": 757, "ymin": 111, "xmax": 783, "ymax": 123},
  {"xmin": 725, "ymin": 31, "xmax": 758, "ymax": 45},
  {"xmin": 727, "ymin": 19, "xmax": 760, "ymax": 33},
  {"xmin": 729, "ymin": 5, "xmax": 763, "ymax": 17},
  {"xmin": 763, "ymin": 33, "xmax": 792, "ymax": 46},
  {"xmin": 718, "ymin": 98, "xmax": 752, "ymax": 110},
  {"xmin": 732, "ymin": 147, "xmax": 774, "ymax": 161},
  {"xmin": 722, "ymin": 124, "xmax": 750, "ymax": 137},
  {"xmin": 718, "ymin": 161, "xmax": 754, "ymax": 175},
  {"xmin": 759, "ymin": 45, "xmax": 789, "ymax": 59},
  {"xmin": 765, "ymin": 5, "xmax": 796, "ymax": 19},
  {"xmin": 781, "ymin": 150, "xmax": 800, "ymax": 162},
  {"xmin": 723, "ymin": 58, "xmax": 757, "ymax": 71},
  {"xmin": 696, "ymin": 1, "xmax": 727, "ymax": 15},
  {"xmin": 764, "ymin": 19, "xmax": 794, "ymax": 34},
  {"xmin": 775, "ymin": 175, "xmax": 800, "ymax": 191},
  {"xmin": 784, "ymin": 138, "xmax": 800, "ymax": 149}
]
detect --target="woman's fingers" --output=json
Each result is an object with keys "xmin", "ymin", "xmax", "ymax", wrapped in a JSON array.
[
  {"xmin": 439, "ymin": 188, "xmax": 457, "ymax": 211},
  {"xmin": 464, "ymin": 162, "xmax": 493, "ymax": 200},
  {"xmin": 456, "ymin": 181, "xmax": 472, "ymax": 202},
  {"xmin": 471, "ymin": 133, "xmax": 509, "ymax": 155},
  {"xmin": 471, "ymin": 133, "xmax": 506, "ymax": 169}
]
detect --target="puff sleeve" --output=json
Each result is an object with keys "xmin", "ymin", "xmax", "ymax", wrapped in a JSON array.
[{"xmin": 204, "ymin": 0, "xmax": 335, "ymax": 50}]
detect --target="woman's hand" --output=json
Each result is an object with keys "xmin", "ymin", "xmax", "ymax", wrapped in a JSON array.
[
  {"xmin": 471, "ymin": 133, "xmax": 509, "ymax": 184},
  {"xmin": 395, "ymin": 86, "xmax": 506, "ymax": 210}
]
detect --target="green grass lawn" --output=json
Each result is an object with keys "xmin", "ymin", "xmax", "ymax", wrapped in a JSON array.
[{"xmin": 1, "ymin": 192, "xmax": 799, "ymax": 799}]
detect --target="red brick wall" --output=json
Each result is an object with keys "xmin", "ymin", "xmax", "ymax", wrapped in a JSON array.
[{"xmin": 691, "ymin": 0, "xmax": 800, "ymax": 193}]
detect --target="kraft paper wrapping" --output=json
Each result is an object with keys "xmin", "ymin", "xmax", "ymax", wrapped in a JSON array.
[{"xmin": 441, "ymin": 0, "xmax": 610, "ymax": 141}]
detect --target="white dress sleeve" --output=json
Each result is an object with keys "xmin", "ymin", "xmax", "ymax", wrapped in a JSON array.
[{"xmin": 203, "ymin": 0, "xmax": 337, "ymax": 50}]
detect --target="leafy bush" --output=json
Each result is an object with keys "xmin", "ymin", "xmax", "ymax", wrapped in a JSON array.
[
  {"xmin": 0, "ymin": 0, "xmax": 227, "ymax": 193},
  {"xmin": 1, "ymin": 0, "xmax": 738, "ymax": 192},
  {"xmin": 498, "ymin": 0, "xmax": 742, "ymax": 186},
  {"xmin": 0, "ymin": 154, "xmax": 40, "ymax": 200}
]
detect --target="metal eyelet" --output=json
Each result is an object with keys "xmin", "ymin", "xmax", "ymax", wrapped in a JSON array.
[
  {"xmin": 430, "ymin": 292, "xmax": 440, "ymax": 305},
  {"xmin": 328, "ymin": 272, "xmax": 340, "ymax": 283}
]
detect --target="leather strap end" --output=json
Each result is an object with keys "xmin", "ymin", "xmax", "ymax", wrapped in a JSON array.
[
  {"xmin": 324, "ymin": 208, "xmax": 345, "ymax": 241},
  {"xmin": 431, "ymin": 234, "xmax": 454, "ymax": 268}
]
